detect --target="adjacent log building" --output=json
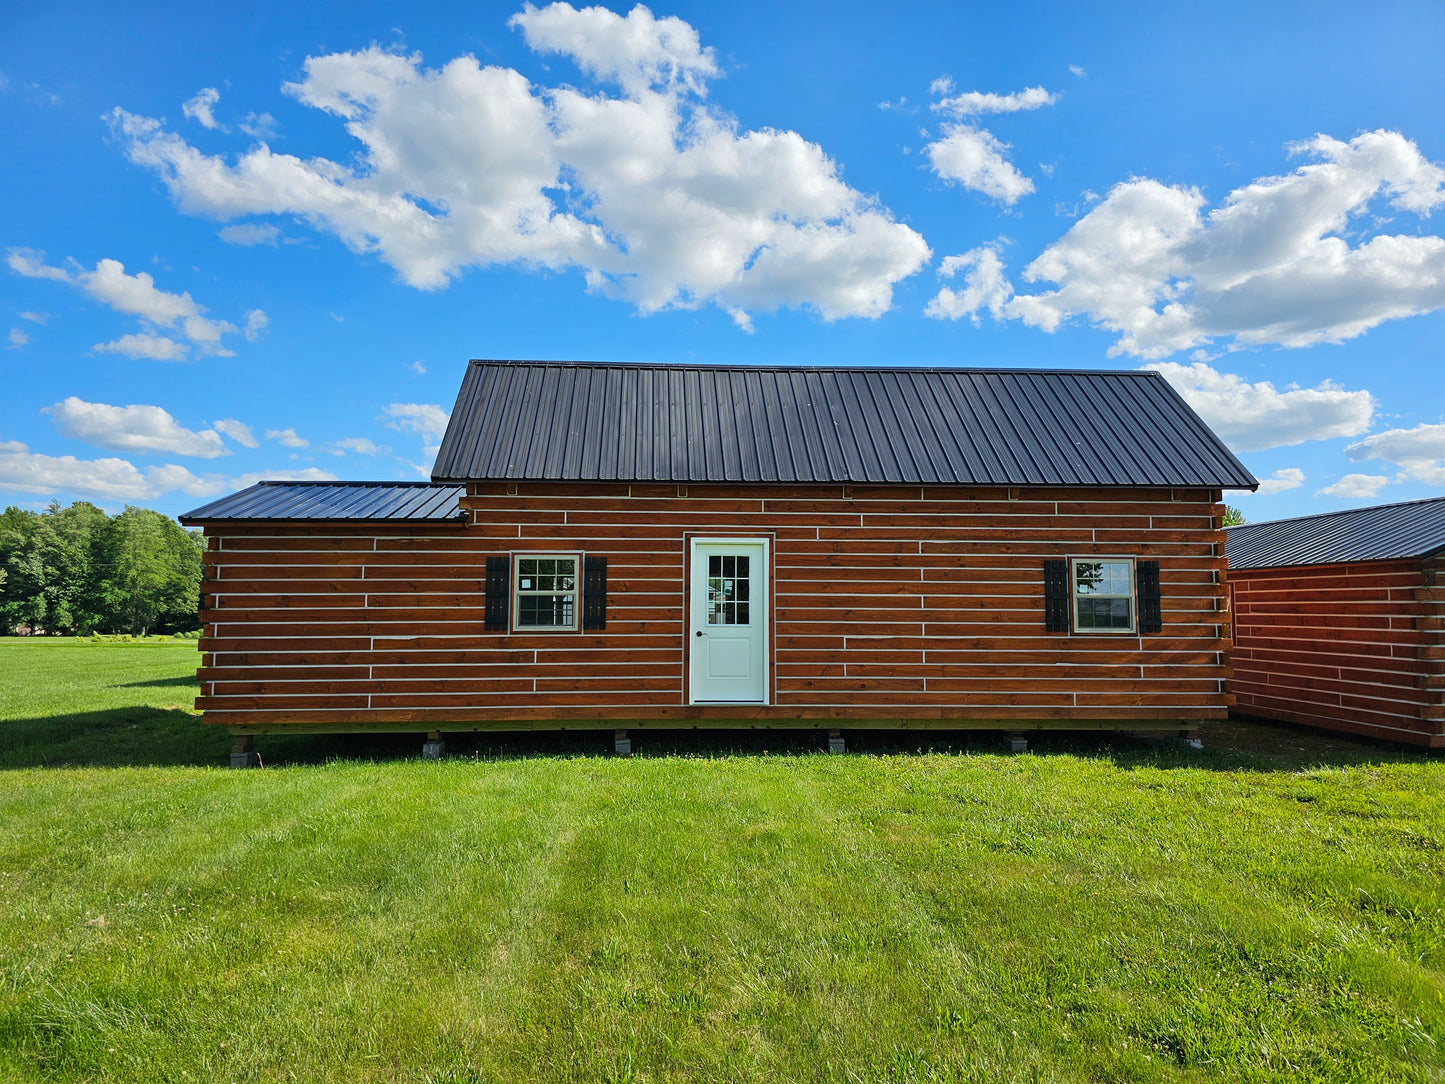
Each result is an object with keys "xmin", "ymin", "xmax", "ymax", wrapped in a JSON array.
[
  {"xmin": 181, "ymin": 361, "xmax": 1257, "ymax": 754},
  {"xmin": 1226, "ymin": 496, "xmax": 1445, "ymax": 748}
]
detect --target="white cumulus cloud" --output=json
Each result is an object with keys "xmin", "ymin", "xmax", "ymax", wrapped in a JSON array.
[
  {"xmin": 383, "ymin": 402, "xmax": 450, "ymax": 443},
  {"xmin": 266, "ymin": 427, "xmax": 309, "ymax": 448},
  {"xmin": 1317, "ymin": 473, "xmax": 1391, "ymax": 499},
  {"xmin": 330, "ymin": 437, "xmax": 388, "ymax": 456},
  {"xmin": 511, "ymin": 1, "xmax": 717, "ymax": 96},
  {"xmin": 6, "ymin": 249, "xmax": 70, "ymax": 281},
  {"xmin": 92, "ymin": 333, "xmax": 190, "ymax": 361},
  {"xmin": 105, "ymin": 4, "xmax": 929, "ymax": 324},
  {"xmin": 243, "ymin": 309, "xmax": 268, "ymax": 341},
  {"xmin": 239, "ymin": 112, "xmax": 276, "ymax": 139},
  {"xmin": 926, "ymin": 126, "xmax": 1035, "ymax": 205},
  {"xmin": 966, "ymin": 131, "xmax": 1445, "ymax": 357},
  {"xmin": 45, "ymin": 397, "xmax": 230, "ymax": 458},
  {"xmin": 1345, "ymin": 422, "xmax": 1445, "ymax": 485},
  {"xmin": 923, "ymin": 82, "xmax": 1054, "ymax": 205},
  {"xmin": 1145, "ymin": 361, "xmax": 1375, "ymax": 452},
  {"xmin": 925, "ymin": 245, "xmax": 1013, "ymax": 323},
  {"xmin": 1254, "ymin": 468, "xmax": 1306, "ymax": 496},
  {"xmin": 182, "ymin": 87, "xmax": 222, "ymax": 129},
  {"xmin": 219, "ymin": 223, "xmax": 281, "ymax": 246},
  {"xmin": 7, "ymin": 328, "xmax": 27, "ymax": 349},
  {"xmin": 229, "ymin": 467, "xmax": 338, "ymax": 489},
  {"xmin": 8, "ymin": 250, "xmax": 253, "ymax": 358},
  {"xmin": 0, "ymin": 440, "xmax": 226, "ymax": 501},
  {"xmin": 933, "ymin": 85, "xmax": 1056, "ymax": 116},
  {"xmin": 213, "ymin": 418, "xmax": 259, "ymax": 448}
]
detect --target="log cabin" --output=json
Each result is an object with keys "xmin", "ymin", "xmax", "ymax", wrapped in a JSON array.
[
  {"xmin": 180, "ymin": 360, "xmax": 1258, "ymax": 762},
  {"xmin": 1226, "ymin": 496, "xmax": 1445, "ymax": 748}
]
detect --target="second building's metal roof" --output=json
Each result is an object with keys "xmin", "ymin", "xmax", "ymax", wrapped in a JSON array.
[
  {"xmin": 433, "ymin": 360, "xmax": 1257, "ymax": 488},
  {"xmin": 180, "ymin": 481, "xmax": 466, "ymax": 524},
  {"xmin": 1225, "ymin": 495, "xmax": 1445, "ymax": 570}
]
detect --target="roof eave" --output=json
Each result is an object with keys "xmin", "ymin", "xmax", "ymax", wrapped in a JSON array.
[{"xmin": 179, "ymin": 514, "xmax": 468, "ymax": 527}]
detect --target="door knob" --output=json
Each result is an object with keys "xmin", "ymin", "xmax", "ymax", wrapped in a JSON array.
[{"xmin": 695, "ymin": 630, "xmax": 704, "ymax": 637}]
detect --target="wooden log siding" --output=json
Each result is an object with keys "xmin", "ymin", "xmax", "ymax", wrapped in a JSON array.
[
  {"xmin": 194, "ymin": 483, "xmax": 1233, "ymax": 732},
  {"xmin": 1229, "ymin": 556, "xmax": 1445, "ymax": 748}
]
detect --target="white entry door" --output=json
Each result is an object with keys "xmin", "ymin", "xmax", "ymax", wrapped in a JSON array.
[{"xmin": 688, "ymin": 538, "xmax": 769, "ymax": 704}]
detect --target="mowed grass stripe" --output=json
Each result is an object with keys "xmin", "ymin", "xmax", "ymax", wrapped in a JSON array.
[{"xmin": 0, "ymin": 638, "xmax": 1442, "ymax": 1082}]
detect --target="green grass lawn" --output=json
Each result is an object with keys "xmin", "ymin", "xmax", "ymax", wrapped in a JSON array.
[{"xmin": 0, "ymin": 639, "xmax": 1442, "ymax": 1083}]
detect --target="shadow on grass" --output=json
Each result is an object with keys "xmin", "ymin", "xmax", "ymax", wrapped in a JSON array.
[
  {"xmin": 3, "ymin": 708, "xmax": 1438, "ymax": 773},
  {"xmin": 354, "ymin": 721, "xmax": 1441, "ymax": 773},
  {"xmin": 0, "ymin": 707, "xmax": 422, "ymax": 770},
  {"xmin": 111, "ymin": 675, "xmax": 200, "ymax": 690}
]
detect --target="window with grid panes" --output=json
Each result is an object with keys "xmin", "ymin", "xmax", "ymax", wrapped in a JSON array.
[
  {"xmin": 513, "ymin": 554, "xmax": 579, "ymax": 631},
  {"xmin": 1071, "ymin": 558, "xmax": 1135, "ymax": 632}
]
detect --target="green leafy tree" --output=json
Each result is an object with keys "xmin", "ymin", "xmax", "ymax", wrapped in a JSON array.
[
  {"xmin": 1222, "ymin": 505, "xmax": 1246, "ymax": 527},
  {"xmin": 95, "ymin": 507, "xmax": 205, "ymax": 636},
  {"xmin": 1, "ymin": 502, "xmax": 205, "ymax": 636},
  {"xmin": 34, "ymin": 501, "xmax": 109, "ymax": 633},
  {"xmin": 0, "ymin": 507, "xmax": 44, "ymax": 633}
]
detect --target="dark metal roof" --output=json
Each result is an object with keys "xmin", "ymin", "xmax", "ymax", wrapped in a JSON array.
[
  {"xmin": 432, "ymin": 360, "xmax": 1257, "ymax": 488},
  {"xmin": 1225, "ymin": 496, "xmax": 1445, "ymax": 570},
  {"xmin": 180, "ymin": 481, "xmax": 466, "ymax": 524}
]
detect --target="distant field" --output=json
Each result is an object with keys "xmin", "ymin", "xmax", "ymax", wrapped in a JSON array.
[{"xmin": 0, "ymin": 638, "xmax": 1442, "ymax": 1083}]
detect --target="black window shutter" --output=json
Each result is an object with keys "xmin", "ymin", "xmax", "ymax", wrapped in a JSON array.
[
  {"xmin": 583, "ymin": 555, "xmax": 608, "ymax": 631},
  {"xmin": 1043, "ymin": 559, "xmax": 1069, "ymax": 632},
  {"xmin": 1138, "ymin": 559, "xmax": 1162, "ymax": 634},
  {"xmin": 484, "ymin": 555, "xmax": 510, "ymax": 631}
]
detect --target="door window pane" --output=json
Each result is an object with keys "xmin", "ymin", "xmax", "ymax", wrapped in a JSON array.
[{"xmin": 706, "ymin": 553, "xmax": 752, "ymax": 625}]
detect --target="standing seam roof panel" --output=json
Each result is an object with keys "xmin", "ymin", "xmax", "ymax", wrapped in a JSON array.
[
  {"xmin": 1226, "ymin": 496, "xmax": 1445, "ymax": 568},
  {"xmin": 981, "ymin": 373, "xmax": 1038, "ymax": 483},
  {"xmin": 981, "ymin": 375, "xmax": 1043, "ymax": 484},
  {"xmin": 934, "ymin": 372, "xmax": 997, "ymax": 482},
  {"xmin": 843, "ymin": 371, "xmax": 889, "ymax": 481},
  {"xmin": 1059, "ymin": 374, "xmax": 1126, "ymax": 485},
  {"xmin": 1099, "ymin": 377, "xmax": 1154, "ymax": 486},
  {"xmin": 910, "ymin": 372, "xmax": 967, "ymax": 484},
  {"xmin": 817, "ymin": 371, "xmax": 863, "ymax": 482},
  {"xmin": 1023, "ymin": 373, "xmax": 1091, "ymax": 485},
  {"xmin": 1010, "ymin": 375, "xmax": 1084, "ymax": 485},
  {"xmin": 876, "ymin": 371, "xmax": 931, "ymax": 483},
  {"xmin": 557, "ymin": 365, "xmax": 590, "ymax": 479},
  {"xmin": 690, "ymin": 367, "xmax": 707, "ymax": 480},
  {"xmin": 797, "ymin": 370, "xmax": 842, "ymax": 481},
  {"xmin": 179, "ymin": 482, "xmax": 467, "ymax": 523},
  {"xmin": 1117, "ymin": 376, "xmax": 1194, "ymax": 486},
  {"xmin": 1084, "ymin": 376, "xmax": 1147, "ymax": 486},
  {"xmin": 431, "ymin": 361, "xmax": 1257, "ymax": 488},
  {"xmin": 773, "ymin": 371, "xmax": 805, "ymax": 482}
]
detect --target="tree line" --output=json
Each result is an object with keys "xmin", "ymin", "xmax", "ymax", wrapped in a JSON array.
[{"xmin": 0, "ymin": 501, "xmax": 205, "ymax": 637}]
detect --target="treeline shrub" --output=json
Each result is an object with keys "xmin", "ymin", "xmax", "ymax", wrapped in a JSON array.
[{"xmin": 0, "ymin": 502, "xmax": 205, "ymax": 637}]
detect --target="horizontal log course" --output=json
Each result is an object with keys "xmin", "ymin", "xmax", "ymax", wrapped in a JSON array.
[{"xmin": 207, "ymin": 704, "xmax": 1228, "ymax": 730}]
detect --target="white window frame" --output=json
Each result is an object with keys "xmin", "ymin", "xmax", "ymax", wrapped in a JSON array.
[
  {"xmin": 1070, "ymin": 557, "xmax": 1137, "ymax": 635},
  {"xmin": 511, "ymin": 551, "xmax": 582, "ymax": 632}
]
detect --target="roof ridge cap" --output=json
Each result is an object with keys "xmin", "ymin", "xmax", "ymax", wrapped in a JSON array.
[{"xmin": 465, "ymin": 358, "xmax": 1159, "ymax": 377}]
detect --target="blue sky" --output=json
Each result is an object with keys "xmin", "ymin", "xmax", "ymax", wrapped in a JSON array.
[{"xmin": 3, "ymin": 0, "xmax": 1443, "ymax": 521}]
